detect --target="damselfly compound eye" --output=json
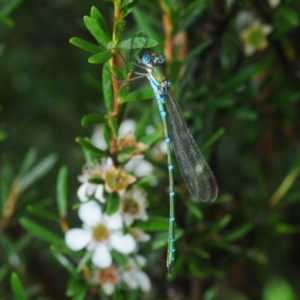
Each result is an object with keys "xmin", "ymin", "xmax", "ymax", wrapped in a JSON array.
[{"xmin": 142, "ymin": 53, "xmax": 152, "ymax": 64}]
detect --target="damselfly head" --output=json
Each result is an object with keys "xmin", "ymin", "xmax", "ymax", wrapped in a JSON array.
[
  {"xmin": 152, "ymin": 52, "xmax": 165, "ymax": 65},
  {"xmin": 141, "ymin": 52, "xmax": 166, "ymax": 66}
]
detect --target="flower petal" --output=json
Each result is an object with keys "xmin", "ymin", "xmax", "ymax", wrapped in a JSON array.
[
  {"xmin": 104, "ymin": 212, "xmax": 123, "ymax": 230},
  {"xmin": 95, "ymin": 184, "xmax": 106, "ymax": 203},
  {"xmin": 136, "ymin": 270, "xmax": 151, "ymax": 292},
  {"xmin": 123, "ymin": 272, "xmax": 138, "ymax": 289},
  {"xmin": 102, "ymin": 283, "xmax": 115, "ymax": 295},
  {"xmin": 119, "ymin": 119, "xmax": 136, "ymax": 137},
  {"xmin": 77, "ymin": 183, "xmax": 89, "ymax": 202},
  {"xmin": 92, "ymin": 244, "xmax": 112, "ymax": 268},
  {"xmin": 110, "ymin": 232, "xmax": 136, "ymax": 254},
  {"xmin": 136, "ymin": 255, "xmax": 147, "ymax": 267},
  {"xmin": 65, "ymin": 228, "xmax": 91, "ymax": 251},
  {"xmin": 79, "ymin": 201, "xmax": 102, "ymax": 225}
]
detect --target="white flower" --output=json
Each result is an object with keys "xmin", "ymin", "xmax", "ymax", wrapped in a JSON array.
[
  {"xmin": 77, "ymin": 163, "xmax": 106, "ymax": 203},
  {"xmin": 119, "ymin": 119, "xmax": 136, "ymax": 137},
  {"xmin": 65, "ymin": 201, "xmax": 136, "ymax": 268},
  {"xmin": 124, "ymin": 155, "xmax": 153, "ymax": 177},
  {"xmin": 120, "ymin": 189, "xmax": 149, "ymax": 227},
  {"xmin": 128, "ymin": 228, "xmax": 151, "ymax": 243},
  {"xmin": 239, "ymin": 21, "xmax": 273, "ymax": 56},
  {"xmin": 268, "ymin": 0, "xmax": 280, "ymax": 9},
  {"xmin": 91, "ymin": 125, "xmax": 108, "ymax": 150},
  {"xmin": 94, "ymin": 266, "xmax": 119, "ymax": 295},
  {"xmin": 120, "ymin": 256, "xmax": 151, "ymax": 292}
]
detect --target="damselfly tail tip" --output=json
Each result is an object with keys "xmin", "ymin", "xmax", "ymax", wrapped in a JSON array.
[{"xmin": 167, "ymin": 262, "xmax": 174, "ymax": 276}]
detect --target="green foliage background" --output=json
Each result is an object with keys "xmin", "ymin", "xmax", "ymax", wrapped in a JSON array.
[{"xmin": 1, "ymin": 0, "xmax": 300, "ymax": 299}]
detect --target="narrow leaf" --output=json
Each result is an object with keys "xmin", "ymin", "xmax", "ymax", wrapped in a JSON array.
[
  {"xmin": 81, "ymin": 114, "xmax": 105, "ymax": 127},
  {"xmin": 69, "ymin": 37, "xmax": 101, "ymax": 53},
  {"xmin": 19, "ymin": 218, "xmax": 62, "ymax": 244},
  {"xmin": 102, "ymin": 62, "xmax": 113, "ymax": 113},
  {"xmin": 108, "ymin": 117, "xmax": 118, "ymax": 139},
  {"xmin": 111, "ymin": 249, "xmax": 128, "ymax": 266},
  {"xmin": 121, "ymin": 87, "xmax": 154, "ymax": 103},
  {"xmin": 106, "ymin": 192, "xmax": 120, "ymax": 216},
  {"xmin": 118, "ymin": 38, "xmax": 158, "ymax": 50},
  {"xmin": 76, "ymin": 137, "xmax": 107, "ymax": 157},
  {"xmin": 134, "ymin": 216, "xmax": 169, "ymax": 231},
  {"xmin": 115, "ymin": 20, "xmax": 126, "ymax": 41},
  {"xmin": 223, "ymin": 223, "xmax": 253, "ymax": 242},
  {"xmin": 139, "ymin": 131, "xmax": 161, "ymax": 146},
  {"xmin": 19, "ymin": 154, "xmax": 57, "ymax": 192},
  {"xmin": 121, "ymin": 0, "xmax": 139, "ymax": 18},
  {"xmin": 56, "ymin": 166, "xmax": 68, "ymax": 217},
  {"xmin": 27, "ymin": 205, "xmax": 57, "ymax": 222},
  {"xmin": 88, "ymin": 52, "xmax": 113, "ymax": 64},
  {"xmin": 10, "ymin": 273, "xmax": 27, "ymax": 300},
  {"xmin": 90, "ymin": 6, "xmax": 109, "ymax": 38},
  {"xmin": 83, "ymin": 16, "xmax": 110, "ymax": 48},
  {"xmin": 18, "ymin": 148, "xmax": 37, "ymax": 178}
]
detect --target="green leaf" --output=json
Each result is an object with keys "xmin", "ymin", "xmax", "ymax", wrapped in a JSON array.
[
  {"xmin": 233, "ymin": 108, "xmax": 257, "ymax": 121},
  {"xmin": 202, "ymin": 127, "xmax": 225, "ymax": 151},
  {"xmin": 174, "ymin": 0, "xmax": 207, "ymax": 34},
  {"xmin": 134, "ymin": 216, "xmax": 169, "ymax": 231},
  {"xmin": 27, "ymin": 205, "xmax": 57, "ymax": 222},
  {"xmin": 76, "ymin": 137, "xmax": 107, "ymax": 157},
  {"xmin": 275, "ymin": 223, "xmax": 300, "ymax": 234},
  {"xmin": 121, "ymin": 87, "xmax": 154, "ymax": 103},
  {"xmin": 111, "ymin": 249, "xmax": 128, "ymax": 266},
  {"xmin": 56, "ymin": 166, "xmax": 68, "ymax": 217},
  {"xmin": 69, "ymin": 37, "xmax": 101, "ymax": 53},
  {"xmin": 0, "ymin": 0, "xmax": 22, "ymax": 17},
  {"xmin": 277, "ymin": 6, "xmax": 299, "ymax": 27},
  {"xmin": 0, "ymin": 130, "xmax": 7, "ymax": 142},
  {"xmin": 18, "ymin": 148, "xmax": 37, "ymax": 178},
  {"xmin": 81, "ymin": 114, "xmax": 105, "ymax": 127},
  {"xmin": 263, "ymin": 277, "xmax": 297, "ymax": 300},
  {"xmin": 88, "ymin": 51, "xmax": 113, "ymax": 64},
  {"xmin": 139, "ymin": 131, "xmax": 161, "ymax": 146},
  {"xmin": 83, "ymin": 16, "xmax": 110, "ymax": 48},
  {"xmin": 223, "ymin": 223, "xmax": 253, "ymax": 242},
  {"xmin": 102, "ymin": 62, "xmax": 113, "ymax": 113},
  {"xmin": 106, "ymin": 192, "xmax": 120, "ymax": 216},
  {"xmin": 207, "ymin": 215, "xmax": 231, "ymax": 233},
  {"xmin": 108, "ymin": 116, "xmax": 118, "ymax": 139},
  {"xmin": 190, "ymin": 247, "xmax": 210, "ymax": 259},
  {"xmin": 19, "ymin": 218, "xmax": 62, "ymax": 244},
  {"xmin": 88, "ymin": 177, "xmax": 105, "ymax": 184},
  {"xmin": 10, "ymin": 273, "xmax": 27, "ymax": 300},
  {"xmin": 19, "ymin": 154, "xmax": 57, "ymax": 192},
  {"xmin": 0, "ymin": 16, "xmax": 14, "ymax": 28},
  {"xmin": 90, "ymin": 6, "xmax": 109, "ymax": 39},
  {"xmin": 118, "ymin": 38, "xmax": 158, "ymax": 50},
  {"xmin": 186, "ymin": 202, "xmax": 203, "ymax": 219},
  {"xmin": 216, "ymin": 59, "xmax": 271, "ymax": 95},
  {"xmin": 52, "ymin": 252, "xmax": 77, "ymax": 274},
  {"xmin": 115, "ymin": 20, "xmax": 127, "ymax": 41},
  {"xmin": 185, "ymin": 40, "xmax": 213, "ymax": 63},
  {"xmin": 121, "ymin": 0, "xmax": 139, "ymax": 18},
  {"xmin": 66, "ymin": 277, "xmax": 88, "ymax": 299}
]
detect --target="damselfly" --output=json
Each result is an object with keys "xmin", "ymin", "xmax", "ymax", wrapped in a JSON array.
[{"xmin": 121, "ymin": 41, "xmax": 218, "ymax": 275}]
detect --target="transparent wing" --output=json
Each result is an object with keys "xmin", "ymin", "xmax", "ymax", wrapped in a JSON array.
[{"xmin": 165, "ymin": 91, "xmax": 218, "ymax": 202}]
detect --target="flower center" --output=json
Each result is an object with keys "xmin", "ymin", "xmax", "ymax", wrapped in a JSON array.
[
  {"xmin": 106, "ymin": 168, "xmax": 129, "ymax": 192},
  {"xmin": 122, "ymin": 197, "xmax": 139, "ymax": 215},
  {"xmin": 98, "ymin": 267, "xmax": 118, "ymax": 284},
  {"xmin": 92, "ymin": 224, "xmax": 110, "ymax": 242},
  {"xmin": 248, "ymin": 27, "xmax": 264, "ymax": 47}
]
